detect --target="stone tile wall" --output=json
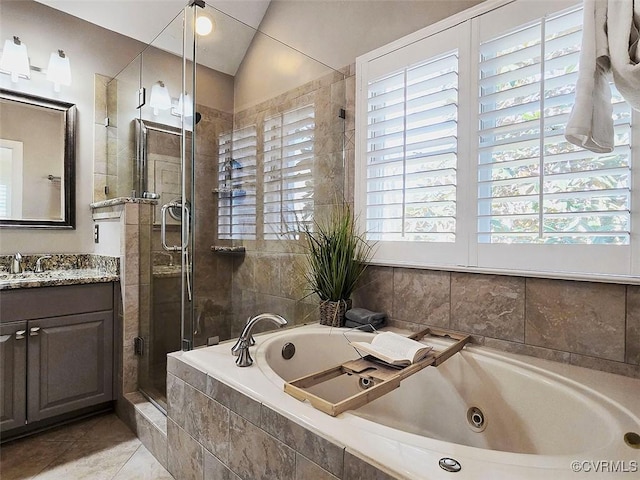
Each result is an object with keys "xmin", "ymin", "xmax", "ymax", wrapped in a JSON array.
[
  {"xmin": 352, "ymin": 266, "xmax": 640, "ymax": 379},
  {"xmin": 166, "ymin": 354, "xmax": 398, "ymax": 480},
  {"xmin": 226, "ymin": 68, "xmax": 349, "ymax": 338}
]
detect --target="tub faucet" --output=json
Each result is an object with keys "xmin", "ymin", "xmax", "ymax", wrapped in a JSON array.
[
  {"xmin": 231, "ymin": 313, "xmax": 288, "ymax": 367},
  {"xmin": 10, "ymin": 253, "xmax": 23, "ymax": 274}
]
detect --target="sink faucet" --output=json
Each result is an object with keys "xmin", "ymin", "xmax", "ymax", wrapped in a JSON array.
[
  {"xmin": 231, "ymin": 313, "xmax": 287, "ymax": 367},
  {"xmin": 35, "ymin": 255, "xmax": 52, "ymax": 273},
  {"xmin": 10, "ymin": 253, "xmax": 23, "ymax": 274}
]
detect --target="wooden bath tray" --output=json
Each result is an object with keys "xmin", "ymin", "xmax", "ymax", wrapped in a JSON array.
[{"xmin": 284, "ymin": 327, "xmax": 470, "ymax": 416}]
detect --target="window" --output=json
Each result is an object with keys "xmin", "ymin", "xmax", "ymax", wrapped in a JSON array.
[
  {"xmin": 356, "ymin": 0, "xmax": 639, "ymax": 278},
  {"xmin": 366, "ymin": 50, "xmax": 459, "ymax": 243},
  {"xmin": 263, "ymin": 104, "xmax": 315, "ymax": 240},
  {"xmin": 477, "ymin": 6, "xmax": 631, "ymax": 246},
  {"xmin": 218, "ymin": 126, "xmax": 257, "ymax": 240},
  {"xmin": 0, "ymin": 140, "xmax": 23, "ymax": 219}
]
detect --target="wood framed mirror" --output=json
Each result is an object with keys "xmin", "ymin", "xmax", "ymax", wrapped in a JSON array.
[{"xmin": 0, "ymin": 88, "xmax": 76, "ymax": 229}]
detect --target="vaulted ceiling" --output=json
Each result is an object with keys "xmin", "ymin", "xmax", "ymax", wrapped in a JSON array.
[{"xmin": 35, "ymin": 0, "xmax": 272, "ymax": 75}]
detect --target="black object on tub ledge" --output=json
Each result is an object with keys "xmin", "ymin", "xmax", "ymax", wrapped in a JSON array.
[{"xmin": 344, "ymin": 307, "xmax": 386, "ymax": 329}]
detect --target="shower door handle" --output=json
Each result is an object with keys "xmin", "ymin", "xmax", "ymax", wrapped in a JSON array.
[{"xmin": 161, "ymin": 202, "xmax": 182, "ymax": 252}]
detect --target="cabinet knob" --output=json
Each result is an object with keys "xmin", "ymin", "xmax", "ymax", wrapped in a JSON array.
[
  {"xmin": 29, "ymin": 327, "xmax": 41, "ymax": 336},
  {"xmin": 15, "ymin": 330, "xmax": 26, "ymax": 340}
]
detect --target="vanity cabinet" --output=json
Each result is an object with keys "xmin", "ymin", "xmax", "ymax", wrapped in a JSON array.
[
  {"xmin": 0, "ymin": 321, "xmax": 27, "ymax": 431},
  {"xmin": 0, "ymin": 283, "xmax": 115, "ymax": 434}
]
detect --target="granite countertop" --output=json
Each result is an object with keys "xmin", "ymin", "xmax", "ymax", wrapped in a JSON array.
[{"xmin": 0, "ymin": 269, "xmax": 119, "ymax": 290}]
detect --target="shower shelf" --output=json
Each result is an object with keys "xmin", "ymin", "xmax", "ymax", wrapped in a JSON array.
[
  {"xmin": 211, "ymin": 245, "xmax": 246, "ymax": 255},
  {"xmin": 284, "ymin": 327, "xmax": 470, "ymax": 416}
]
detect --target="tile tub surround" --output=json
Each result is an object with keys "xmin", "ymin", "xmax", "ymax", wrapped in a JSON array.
[
  {"xmin": 165, "ymin": 353, "xmax": 397, "ymax": 480},
  {"xmin": 352, "ymin": 267, "xmax": 640, "ymax": 379},
  {"xmin": 165, "ymin": 325, "xmax": 640, "ymax": 480}
]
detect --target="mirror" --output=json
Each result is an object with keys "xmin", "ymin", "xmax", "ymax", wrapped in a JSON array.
[
  {"xmin": 135, "ymin": 118, "xmax": 181, "ymax": 225},
  {"xmin": 0, "ymin": 88, "xmax": 76, "ymax": 228}
]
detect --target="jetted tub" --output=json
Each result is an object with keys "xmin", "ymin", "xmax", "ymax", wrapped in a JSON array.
[{"xmin": 181, "ymin": 324, "xmax": 640, "ymax": 479}]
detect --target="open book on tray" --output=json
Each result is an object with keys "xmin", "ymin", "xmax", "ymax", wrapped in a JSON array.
[{"xmin": 350, "ymin": 331, "xmax": 433, "ymax": 367}]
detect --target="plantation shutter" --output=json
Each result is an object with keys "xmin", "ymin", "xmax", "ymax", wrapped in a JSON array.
[
  {"xmin": 477, "ymin": 5, "xmax": 632, "ymax": 246},
  {"xmin": 263, "ymin": 104, "xmax": 315, "ymax": 240},
  {"xmin": 366, "ymin": 51, "xmax": 459, "ymax": 243},
  {"xmin": 217, "ymin": 125, "xmax": 257, "ymax": 240}
]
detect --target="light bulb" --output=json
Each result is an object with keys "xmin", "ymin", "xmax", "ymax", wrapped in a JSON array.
[
  {"xmin": 196, "ymin": 16, "xmax": 213, "ymax": 36},
  {"xmin": 0, "ymin": 37, "xmax": 30, "ymax": 83},
  {"xmin": 47, "ymin": 49, "xmax": 71, "ymax": 92},
  {"xmin": 149, "ymin": 81, "xmax": 172, "ymax": 115}
]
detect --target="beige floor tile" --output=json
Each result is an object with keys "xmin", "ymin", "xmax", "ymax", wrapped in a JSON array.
[
  {"xmin": 112, "ymin": 445, "xmax": 174, "ymax": 480},
  {"xmin": 0, "ymin": 439, "xmax": 75, "ymax": 480},
  {"xmin": 31, "ymin": 438, "xmax": 141, "ymax": 480},
  {"xmin": 1, "ymin": 413, "xmax": 173, "ymax": 480}
]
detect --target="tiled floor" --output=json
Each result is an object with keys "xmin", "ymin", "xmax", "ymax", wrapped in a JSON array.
[{"xmin": 0, "ymin": 413, "xmax": 174, "ymax": 480}]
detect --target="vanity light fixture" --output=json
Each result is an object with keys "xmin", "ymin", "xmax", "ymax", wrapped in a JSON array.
[
  {"xmin": 0, "ymin": 36, "xmax": 30, "ymax": 83},
  {"xmin": 149, "ymin": 80, "xmax": 172, "ymax": 115},
  {"xmin": 196, "ymin": 15, "xmax": 214, "ymax": 36},
  {"xmin": 175, "ymin": 93, "xmax": 193, "ymax": 118},
  {"xmin": 46, "ymin": 49, "xmax": 71, "ymax": 92}
]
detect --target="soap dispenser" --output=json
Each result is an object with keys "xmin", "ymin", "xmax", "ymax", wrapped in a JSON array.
[{"xmin": 10, "ymin": 252, "xmax": 23, "ymax": 274}]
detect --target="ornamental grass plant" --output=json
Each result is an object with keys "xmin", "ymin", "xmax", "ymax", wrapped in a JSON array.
[{"xmin": 303, "ymin": 203, "xmax": 374, "ymax": 321}]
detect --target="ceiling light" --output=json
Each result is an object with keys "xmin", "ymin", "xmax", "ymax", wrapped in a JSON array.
[
  {"xmin": 47, "ymin": 49, "xmax": 71, "ymax": 92},
  {"xmin": 196, "ymin": 16, "xmax": 213, "ymax": 36},
  {"xmin": 0, "ymin": 36, "xmax": 30, "ymax": 83}
]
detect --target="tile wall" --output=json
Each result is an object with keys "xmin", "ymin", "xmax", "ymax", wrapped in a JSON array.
[{"xmin": 165, "ymin": 355, "xmax": 398, "ymax": 480}]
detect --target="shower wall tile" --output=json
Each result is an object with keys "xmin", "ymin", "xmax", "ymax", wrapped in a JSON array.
[
  {"xmin": 525, "ymin": 279, "xmax": 625, "ymax": 362},
  {"xmin": 393, "ymin": 268, "xmax": 450, "ymax": 328},
  {"xmin": 228, "ymin": 412, "xmax": 295, "ymax": 480},
  {"xmin": 255, "ymin": 254, "xmax": 281, "ymax": 296},
  {"xmin": 626, "ymin": 286, "xmax": 640, "ymax": 365},
  {"xmin": 260, "ymin": 406, "xmax": 344, "ymax": 478},
  {"xmin": 94, "ymin": 124, "xmax": 107, "ymax": 175},
  {"xmin": 167, "ymin": 419, "xmax": 203, "ymax": 480},
  {"xmin": 280, "ymin": 253, "xmax": 307, "ymax": 300},
  {"xmin": 451, "ymin": 273, "xmax": 525, "ymax": 342}
]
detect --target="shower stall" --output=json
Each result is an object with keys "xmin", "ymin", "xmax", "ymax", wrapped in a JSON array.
[{"xmin": 105, "ymin": 1, "xmax": 347, "ymax": 410}]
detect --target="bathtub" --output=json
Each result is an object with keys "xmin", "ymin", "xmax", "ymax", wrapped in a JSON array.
[{"xmin": 181, "ymin": 324, "xmax": 640, "ymax": 479}]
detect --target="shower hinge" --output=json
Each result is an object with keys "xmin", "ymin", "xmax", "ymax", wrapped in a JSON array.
[
  {"xmin": 338, "ymin": 108, "xmax": 346, "ymax": 119},
  {"xmin": 182, "ymin": 339, "xmax": 192, "ymax": 351},
  {"xmin": 134, "ymin": 336, "xmax": 144, "ymax": 356}
]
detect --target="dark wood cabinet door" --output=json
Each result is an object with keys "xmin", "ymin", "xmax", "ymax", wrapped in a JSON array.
[
  {"xmin": 27, "ymin": 311, "xmax": 113, "ymax": 422},
  {"xmin": 0, "ymin": 321, "xmax": 27, "ymax": 432}
]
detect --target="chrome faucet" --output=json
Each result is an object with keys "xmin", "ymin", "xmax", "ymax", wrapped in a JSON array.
[
  {"xmin": 35, "ymin": 255, "xmax": 52, "ymax": 273},
  {"xmin": 10, "ymin": 253, "xmax": 23, "ymax": 274},
  {"xmin": 231, "ymin": 313, "xmax": 288, "ymax": 367}
]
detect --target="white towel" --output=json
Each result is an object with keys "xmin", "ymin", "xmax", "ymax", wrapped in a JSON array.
[
  {"xmin": 565, "ymin": 0, "xmax": 614, "ymax": 154},
  {"xmin": 608, "ymin": 0, "xmax": 640, "ymax": 108}
]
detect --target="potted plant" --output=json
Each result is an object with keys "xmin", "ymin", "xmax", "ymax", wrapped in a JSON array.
[{"xmin": 303, "ymin": 203, "xmax": 374, "ymax": 327}]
